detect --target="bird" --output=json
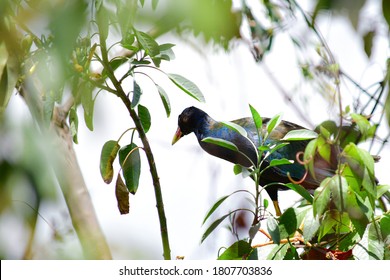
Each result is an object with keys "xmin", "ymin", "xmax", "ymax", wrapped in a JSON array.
[{"xmin": 172, "ymin": 106, "xmax": 337, "ymax": 216}]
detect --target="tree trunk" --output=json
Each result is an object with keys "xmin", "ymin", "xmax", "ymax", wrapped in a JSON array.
[{"xmin": 52, "ymin": 105, "xmax": 112, "ymax": 259}]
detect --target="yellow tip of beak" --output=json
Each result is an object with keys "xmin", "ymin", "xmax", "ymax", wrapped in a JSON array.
[{"xmin": 172, "ymin": 127, "xmax": 183, "ymax": 145}]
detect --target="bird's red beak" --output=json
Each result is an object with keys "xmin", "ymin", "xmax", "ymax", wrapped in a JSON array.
[{"xmin": 172, "ymin": 127, "xmax": 183, "ymax": 145}]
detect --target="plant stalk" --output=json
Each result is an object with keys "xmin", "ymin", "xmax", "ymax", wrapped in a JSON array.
[{"xmin": 98, "ymin": 33, "xmax": 171, "ymax": 260}]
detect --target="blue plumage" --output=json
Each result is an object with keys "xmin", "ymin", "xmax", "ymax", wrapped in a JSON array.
[{"xmin": 172, "ymin": 107, "xmax": 335, "ymax": 215}]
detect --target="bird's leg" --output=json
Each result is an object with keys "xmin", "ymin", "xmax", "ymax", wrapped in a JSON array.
[{"xmin": 272, "ymin": 200, "xmax": 282, "ymax": 216}]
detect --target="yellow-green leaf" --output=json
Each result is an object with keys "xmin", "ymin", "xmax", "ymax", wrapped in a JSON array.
[{"xmin": 100, "ymin": 140, "xmax": 120, "ymax": 184}]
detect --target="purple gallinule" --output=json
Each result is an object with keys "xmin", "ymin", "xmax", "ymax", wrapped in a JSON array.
[{"xmin": 172, "ymin": 107, "xmax": 336, "ymax": 215}]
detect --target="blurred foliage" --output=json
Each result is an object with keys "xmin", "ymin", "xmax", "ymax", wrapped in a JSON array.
[
  {"xmin": 0, "ymin": 118, "xmax": 62, "ymax": 258},
  {"xmin": 1, "ymin": 0, "xmax": 205, "ymax": 260}
]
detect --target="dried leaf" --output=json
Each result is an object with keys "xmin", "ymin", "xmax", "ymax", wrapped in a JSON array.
[{"xmin": 115, "ymin": 174, "xmax": 130, "ymax": 214}]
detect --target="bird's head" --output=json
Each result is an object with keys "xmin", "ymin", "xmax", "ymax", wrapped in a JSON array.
[{"xmin": 172, "ymin": 106, "xmax": 208, "ymax": 145}]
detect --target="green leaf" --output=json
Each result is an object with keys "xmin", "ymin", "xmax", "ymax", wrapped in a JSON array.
[
  {"xmin": 263, "ymin": 198, "xmax": 269, "ymax": 209},
  {"xmin": 115, "ymin": 174, "xmax": 130, "ymax": 214},
  {"xmin": 383, "ymin": 0, "xmax": 390, "ymax": 27},
  {"xmin": 284, "ymin": 183, "xmax": 313, "ymax": 204},
  {"xmin": 353, "ymin": 222, "xmax": 384, "ymax": 260},
  {"xmin": 43, "ymin": 91, "xmax": 55, "ymax": 123},
  {"xmin": 131, "ymin": 59, "xmax": 150, "ymax": 65},
  {"xmin": 155, "ymin": 84, "xmax": 171, "ymax": 117},
  {"xmin": 104, "ymin": 57, "xmax": 128, "ymax": 77},
  {"xmin": 152, "ymin": 0, "xmax": 159, "ymax": 10},
  {"xmin": 132, "ymin": 80, "xmax": 142, "ymax": 108},
  {"xmin": 159, "ymin": 43, "xmax": 175, "ymax": 60},
  {"xmin": 342, "ymin": 163, "xmax": 361, "ymax": 193},
  {"xmin": 304, "ymin": 139, "xmax": 318, "ymax": 178},
  {"xmin": 201, "ymin": 213, "xmax": 230, "ymax": 243},
  {"xmin": 119, "ymin": 143, "xmax": 141, "ymax": 194},
  {"xmin": 159, "ymin": 43, "xmax": 175, "ymax": 51},
  {"xmin": 100, "ymin": 140, "xmax": 120, "ymax": 184},
  {"xmin": 380, "ymin": 214, "xmax": 390, "ymax": 245},
  {"xmin": 81, "ymin": 83, "xmax": 95, "ymax": 131},
  {"xmin": 218, "ymin": 240, "xmax": 255, "ymax": 260},
  {"xmin": 268, "ymin": 143, "xmax": 290, "ymax": 155},
  {"xmin": 96, "ymin": 2, "xmax": 109, "ymax": 41},
  {"xmin": 151, "ymin": 57, "xmax": 162, "ymax": 68},
  {"xmin": 133, "ymin": 28, "xmax": 159, "ymax": 57},
  {"xmin": 319, "ymin": 125, "xmax": 331, "ymax": 139},
  {"xmin": 266, "ymin": 243, "xmax": 289, "ymax": 260},
  {"xmin": 385, "ymin": 79, "xmax": 390, "ymax": 131},
  {"xmin": 281, "ymin": 129, "xmax": 318, "ymax": 141},
  {"xmin": 377, "ymin": 185, "xmax": 390, "ymax": 199},
  {"xmin": 318, "ymin": 210, "xmax": 339, "ymax": 241},
  {"xmin": 138, "ymin": 104, "xmax": 151, "ymax": 133},
  {"xmin": 50, "ymin": 0, "xmax": 87, "ymax": 66},
  {"xmin": 202, "ymin": 137, "xmax": 238, "ymax": 152},
  {"xmin": 69, "ymin": 106, "xmax": 79, "ymax": 144},
  {"xmin": 258, "ymin": 145, "xmax": 270, "ymax": 152},
  {"xmin": 249, "ymin": 222, "xmax": 261, "ymax": 241},
  {"xmin": 220, "ymin": 121, "xmax": 248, "ymax": 138},
  {"xmin": 249, "ymin": 104, "xmax": 262, "ymax": 134},
  {"xmin": 116, "ymin": 1, "xmax": 136, "ymax": 37},
  {"xmin": 279, "ymin": 207, "xmax": 297, "ymax": 236},
  {"xmin": 0, "ymin": 42, "xmax": 8, "ymax": 77},
  {"xmin": 168, "ymin": 73, "xmax": 205, "ymax": 102},
  {"xmin": 266, "ymin": 113, "xmax": 282, "ymax": 135},
  {"xmin": 202, "ymin": 195, "xmax": 230, "ymax": 225},
  {"xmin": 328, "ymin": 175, "xmax": 348, "ymax": 212},
  {"xmin": 345, "ymin": 186, "xmax": 369, "ymax": 237},
  {"xmin": 269, "ymin": 158, "xmax": 293, "ymax": 167},
  {"xmin": 350, "ymin": 113, "xmax": 372, "ymax": 140},
  {"xmin": 302, "ymin": 207, "xmax": 320, "ymax": 241},
  {"xmin": 344, "ymin": 143, "xmax": 376, "ymax": 199},
  {"xmin": 362, "ymin": 29, "xmax": 375, "ymax": 58},
  {"xmin": 317, "ymin": 136, "xmax": 331, "ymax": 163},
  {"xmin": 267, "ymin": 215, "xmax": 280, "ymax": 244},
  {"xmin": 313, "ymin": 177, "xmax": 332, "ymax": 217},
  {"xmin": 0, "ymin": 43, "xmax": 18, "ymax": 115},
  {"xmin": 283, "ymin": 245, "xmax": 300, "ymax": 260},
  {"xmin": 233, "ymin": 164, "xmax": 242, "ymax": 175}
]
